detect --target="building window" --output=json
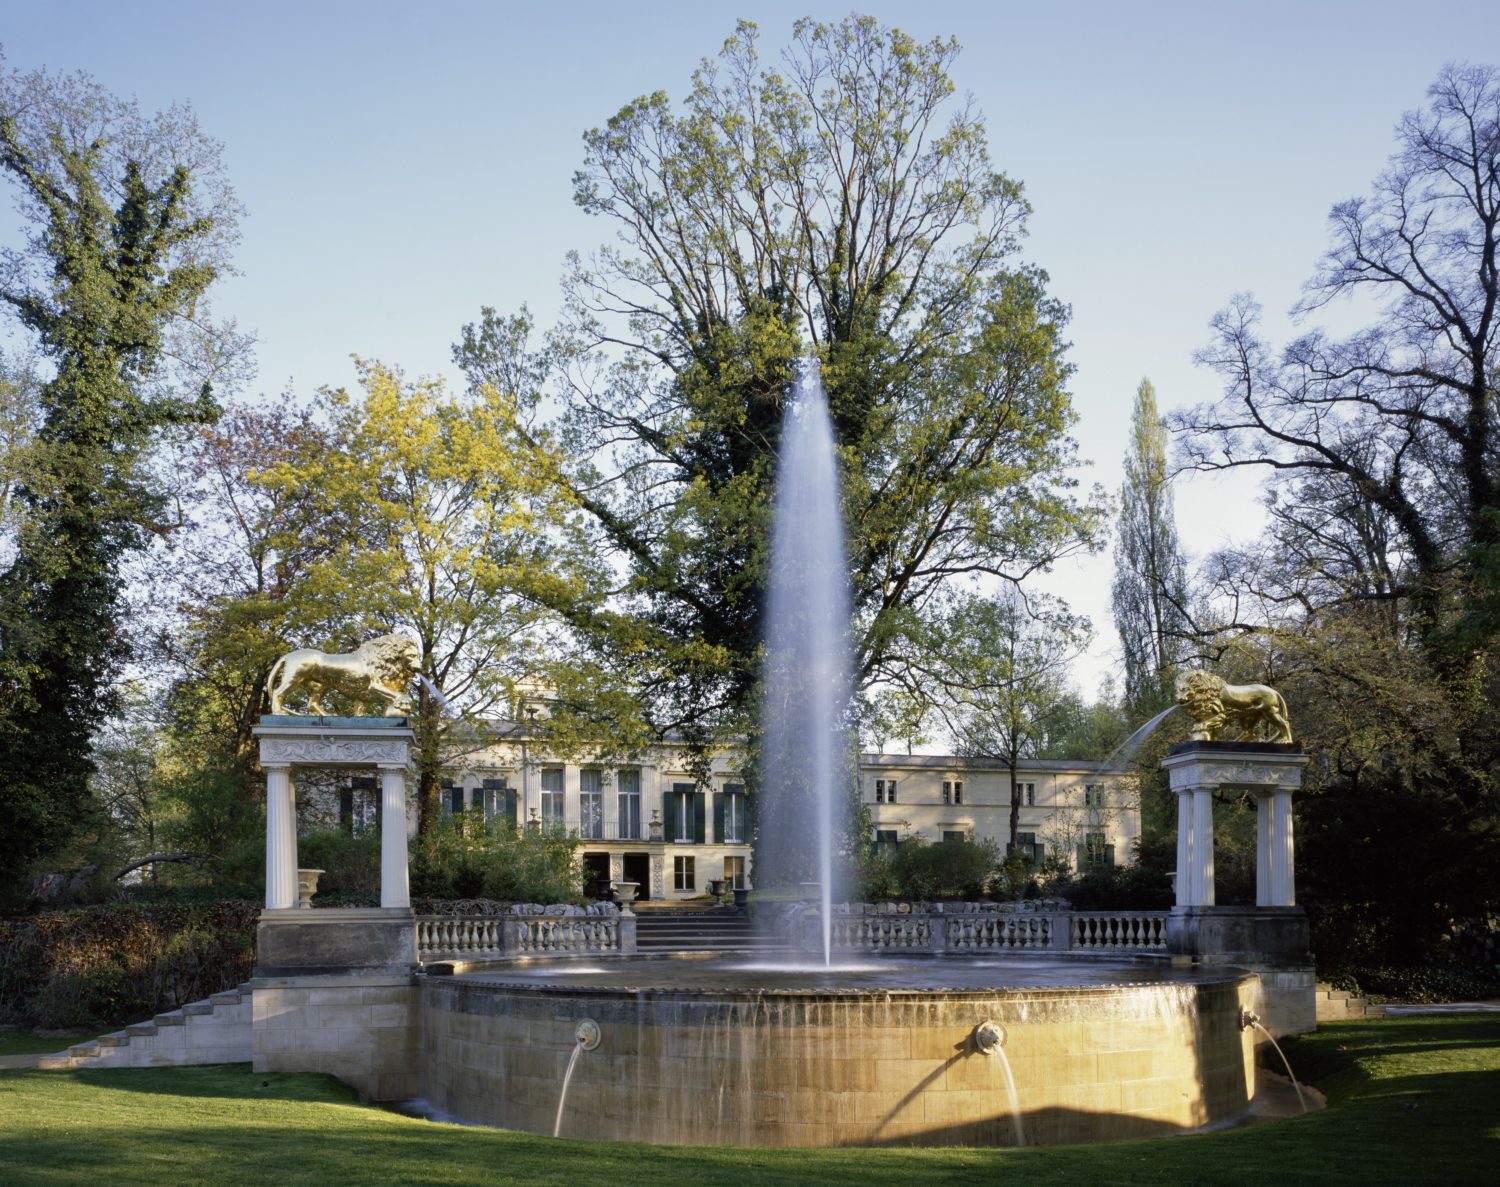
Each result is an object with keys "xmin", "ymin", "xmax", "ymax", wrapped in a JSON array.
[
  {"xmin": 720, "ymin": 783, "xmax": 746, "ymax": 843},
  {"xmin": 1085, "ymin": 784, "xmax": 1106, "ymax": 808},
  {"xmin": 1010, "ymin": 831, "xmax": 1044, "ymax": 865},
  {"xmin": 874, "ymin": 779, "xmax": 885, "ymax": 804},
  {"xmin": 674, "ymin": 855, "xmax": 696, "ymax": 891},
  {"xmin": 540, "ymin": 767, "xmax": 566, "ymax": 831},
  {"xmin": 942, "ymin": 780, "xmax": 952, "ymax": 805},
  {"xmin": 580, "ymin": 769, "xmax": 604, "ymax": 840},
  {"xmin": 1015, "ymin": 781, "xmax": 1035, "ymax": 806},
  {"xmin": 1082, "ymin": 832, "xmax": 1113, "ymax": 871},
  {"xmin": 481, "ymin": 777, "xmax": 515, "ymax": 829},
  {"xmin": 617, "ymin": 768, "xmax": 641, "ymax": 840},
  {"xmin": 953, "ymin": 780, "xmax": 963, "ymax": 805},
  {"xmin": 723, "ymin": 855, "xmax": 745, "ymax": 890},
  {"xmin": 667, "ymin": 783, "xmax": 704, "ymax": 844},
  {"xmin": 887, "ymin": 779, "xmax": 896, "ymax": 804},
  {"xmin": 875, "ymin": 829, "xmax": 899, "ymax": 846},
  {"xmin": 942, "ymin": 829, "xmax": 968, "ymax": 843}
]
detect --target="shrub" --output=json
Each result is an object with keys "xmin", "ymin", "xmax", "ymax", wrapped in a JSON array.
[
  {"xmin": 409, "ymin": 812, "xmax": 583, "ymax": 904},
  {"xmin": 855, "ymin": 836, "xmax": 1001, "ymax": 901},
  {"xmin": 297, "ymin": 829, "xmax": 381, "ymax": 896},
  {"xmin": 0, "ymin": 901, "xmax": 259, "ymax": 1029}
]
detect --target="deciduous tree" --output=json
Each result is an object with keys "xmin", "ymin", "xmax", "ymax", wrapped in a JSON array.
[
  {"xmin": 0, "ymin": 63, "xmax": 246, "ymax": 896},
  {"xmin": 460, "ymin": 17, "xmax": 1104, "ymax": 756}
]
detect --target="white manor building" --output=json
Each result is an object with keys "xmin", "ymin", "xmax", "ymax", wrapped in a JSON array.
[{"xmin": 333, "ymin": 730, "xmax": 1140, "ymax": 903}]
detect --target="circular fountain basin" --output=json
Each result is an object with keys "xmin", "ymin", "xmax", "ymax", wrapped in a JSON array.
[{"xmin": 420, "ymin": 954, "xmax": 1259, "ymax": 1147}]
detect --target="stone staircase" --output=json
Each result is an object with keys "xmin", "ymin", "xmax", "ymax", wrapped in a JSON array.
[
  {"xmin": 37, "ymin": 986, "xmax": 253, "ymax": 1071},
  {"xmin": 633, "ymin": 905, "xmax": 789, "ymax": 954},
  {"xmin": 1315, "ymin": 981, "xmax": 1386, "ymax": 1022}
]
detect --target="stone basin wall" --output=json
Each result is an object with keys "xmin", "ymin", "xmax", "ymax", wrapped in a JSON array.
[{"xmin": 419, "ymin": 972, "xmax": 1257, "ymax": 1147}]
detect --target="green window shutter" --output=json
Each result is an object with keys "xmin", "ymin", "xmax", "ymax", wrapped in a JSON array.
[
  {"xmin": 693, "ymin": 793, "xmax": 706, "ymax": 844},
  {"xmin": 713, "ymin": 791, "xmax": 725, "ymax": 843}
]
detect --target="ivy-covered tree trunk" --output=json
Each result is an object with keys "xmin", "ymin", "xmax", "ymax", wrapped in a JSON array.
[{"xmin": 0, "ymin": 69, "xmax": 240, "ymax": 898}]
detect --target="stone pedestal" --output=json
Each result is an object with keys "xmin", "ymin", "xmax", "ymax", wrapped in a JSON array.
[{"xmin": 1161, "ymin": 743, "xmax": 1314, "ymax": 1035}]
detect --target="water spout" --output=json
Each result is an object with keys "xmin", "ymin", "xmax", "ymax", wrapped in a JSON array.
[
  {"xmin": 1099, "ymin": 704, "xmax": 1179, "ymax": 771},
  {"xmin": 418, "ymin": 673, "xmax": 453, "ymax": 715},
  {"xmin": 1240, "ymin": 1009, "xmax": 1307, "ymax": 1114},
  {"xmin": 973, "ymin": 1020, "xmax": 1026, "ymax": 1146},
  {"xmin": 762, "ymin": 359, "xmax": 852, "ymax": 967},
  {"xmin": 552, "ymin": 1018, "xmax": 601, "ymax": 1137}
]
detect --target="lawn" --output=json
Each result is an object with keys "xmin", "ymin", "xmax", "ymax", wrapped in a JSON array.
[
  {"xmin": 0, "ymin": 1029, "xmax": 104, "ymax": 1058},
  {"xmin": 0, "ymin": 1015, "xmax": 1495, "ymax": 1186}
]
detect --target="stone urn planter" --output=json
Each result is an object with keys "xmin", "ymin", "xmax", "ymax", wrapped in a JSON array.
[
  {"xmin": 707, "ymin": 879, "xmax": 726, "ymax": 898},
  {"xmin": 733, "ymin": 886, "xmax": 750, "ymax": 913},
  {"xmin": 296, "ymin": 868, "xmax": 326, "ymax": 909},
  {"xmin": 612, "ymin": 880, "xmax": 639, "ymax": 914}
]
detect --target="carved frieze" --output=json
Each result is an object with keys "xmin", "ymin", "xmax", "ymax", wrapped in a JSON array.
[
  {"xmin": 1166, "ymin": 758, "xmax": 1304, "ymax": 793},
  {"xmin": 258, "ymin": 736, "xmax": 410, "ymax": 767}
]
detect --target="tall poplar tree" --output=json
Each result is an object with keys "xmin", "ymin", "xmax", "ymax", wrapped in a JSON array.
[
  {"xmin": 1111, "ymin": 378, "xmax": 1189, "ymax": 708},
  {"xmin": 0, "ymin": 63, "xmax": 244, "ymax": 895}
]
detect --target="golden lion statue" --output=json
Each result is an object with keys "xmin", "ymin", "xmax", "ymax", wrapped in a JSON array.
[
  {"xmin": 1174, "ymin": 670, "xmax": 1293, "ymax": 744},
  {"xmin": 265, "ymin": 633, "xmax": 420, "ymax": 717}
]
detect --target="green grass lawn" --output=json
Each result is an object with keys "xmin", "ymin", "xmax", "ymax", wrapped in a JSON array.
[
  {"xmin": 0, "ymin": 1028, "xmax": 103, "ymax": 1058},
  {"xmin": 0, "ymin": 1015, "xmax": 1495, "ymax": 1186}
]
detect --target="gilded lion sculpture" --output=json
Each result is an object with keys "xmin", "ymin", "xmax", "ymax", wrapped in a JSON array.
[
  {"xmin": 1174, "ymin": 670, "xmax": 1293, "ymax": 744},
  {"xmin": 265, "ymin": 633, "xmax": 420, "ymax": 717}
]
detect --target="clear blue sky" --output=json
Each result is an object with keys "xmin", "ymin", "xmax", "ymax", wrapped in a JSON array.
[{"xmin": 5, "ymin": 1, "xmax": 1496, "ymax": 693}]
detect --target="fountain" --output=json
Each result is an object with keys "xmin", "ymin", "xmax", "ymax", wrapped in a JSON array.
[
  {"xmin": 760, "ymin": 358, "xmax": 851, "ymax": 964},
  {"xmin": 413, "ymin": 360, "xmax": 1268, "ymax": 1146}
]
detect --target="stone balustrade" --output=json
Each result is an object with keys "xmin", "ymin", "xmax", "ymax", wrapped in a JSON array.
[
  {"xmin": 791, "ymin": 903, "xmax": 1170, "ymax": 956},
  {"xmin": 416, "ymin": 906, "xmax": 634, "ymax": 961},
  {"xmin": 1070, "ymin": 911, "xmax": 1168, "ymax": 951}
]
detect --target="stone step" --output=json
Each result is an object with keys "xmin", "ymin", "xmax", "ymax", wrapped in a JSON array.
[
  {"xmin": 67, "ymin": 1043, "xmax": 99, "ymax": 1058},
  {"xmin": 36, "ymin": 1055, "xmax": 73, "ymax": 1070},
  {"xmin": 153, "ymin": 1010, "xmax": 186, "ymax": 1027},
  {"xmin": 96, "ymin": 1033, "xmax": 129, "ymax": 1047},
  {"xmin": 126, "ymin": 1021, "xmax": 157, "ymax": 1038},
  {"xmin": 183, "ymin": 1001, "xmax": 215, "ymax": 1016}
]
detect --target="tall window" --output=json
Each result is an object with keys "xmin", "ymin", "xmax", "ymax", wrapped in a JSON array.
[
  {"xmin": 953, "ymin": 779, "xmax": 964, "ymax": 805},
  {"xmin": 580, "ymin": 769, "xmax": 604, "ymax": 839},
  {"xmin": 723, "ymin": 855, "xmax": 745, "ymax": 890},
  {"xmin": 1085, "ymin": 784, "xmax": 1106, "ymax": 808},
  {"xmin": 617, "ymin": 768, "xmax": 641, "ymax": 839},
  {"xmin": 1084, "ymin": 831, "xmax": 1112, "ymax": 870},
  {"xmin": 942, "ymin": 780, "xmax": 951, "ymax": 805},
  {"xmin": 540, "ymin": 767, "xmax": 566, "ymax": 831},
  {"xmin": 674, "ymin": 855, "xmax": 696, "ymax": 891},
  {"xmin": 720, "ymin": 783, "xmax": 746, "ymax": 842},
  {"xmin": 482, "ymin": 777, "xmax": 516, "ymax": 829},
  {"xmin": 887, "ymin": 779, "xmax": 896, "ymax": 804},
  {"xmin": 667, "ymin": 782, "xmax": 703, "ymax": 843},
  {"xmin": 1015, "ymin": 781, "xmax": 1035, "ymax": 807},
  {"xmin": 874, "ymin": 779, "xmax": 885, "ymax": 804},
  {"xmin": 875, "ymin": 829, "xmax": 899, "ymax": 846}
]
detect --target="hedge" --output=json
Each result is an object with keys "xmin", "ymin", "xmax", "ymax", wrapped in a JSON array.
[{"xmin": 0, "ymin": 901, "xmax": 259, "ymax": 1029}]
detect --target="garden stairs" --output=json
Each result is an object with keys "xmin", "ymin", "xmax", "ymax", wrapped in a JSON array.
[
  {"xmin": 632, "ymin": 903, "xmax": 789, "ymax": 954},
  {"xmin": 1314, "ymin": 981, "xmax": 1386, "ymax": 1021},
  {"xmin": 36, "ymin": 986, "xmax": 253, "ymax": 1070}
]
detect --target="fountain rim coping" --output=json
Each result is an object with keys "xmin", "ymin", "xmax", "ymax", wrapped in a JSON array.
[{"xmin": 426, "ymin": 952, "xmax": 1255, "ymax": 999}]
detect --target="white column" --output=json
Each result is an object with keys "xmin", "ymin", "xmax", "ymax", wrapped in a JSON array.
[
  {"xmin": 1192, "ymin": 786, "xmax": 1216, "ymax": 907},
  {"xmin": 265, "ymin": 763, "xmax": 297, "ymax": 910},
  {"xmin": 379, "ymin": 764, "xmax": 411, "ymax": 909},
  {"xmin": 1175, "ymin": 788, "xmax": 1193, "ymax": 906},
  {"xmin": 1270, "ymin": 787, "xmax": 1295, "ymax": 906},
  {"xmin": 1256, "ymin": 792, "xmax": 1273, "ymax": 906}
]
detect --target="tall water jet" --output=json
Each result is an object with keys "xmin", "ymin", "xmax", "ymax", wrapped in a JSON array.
[{"xmin": 760, "ymin": 359, "xmax": 853, "ymax": 965}]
